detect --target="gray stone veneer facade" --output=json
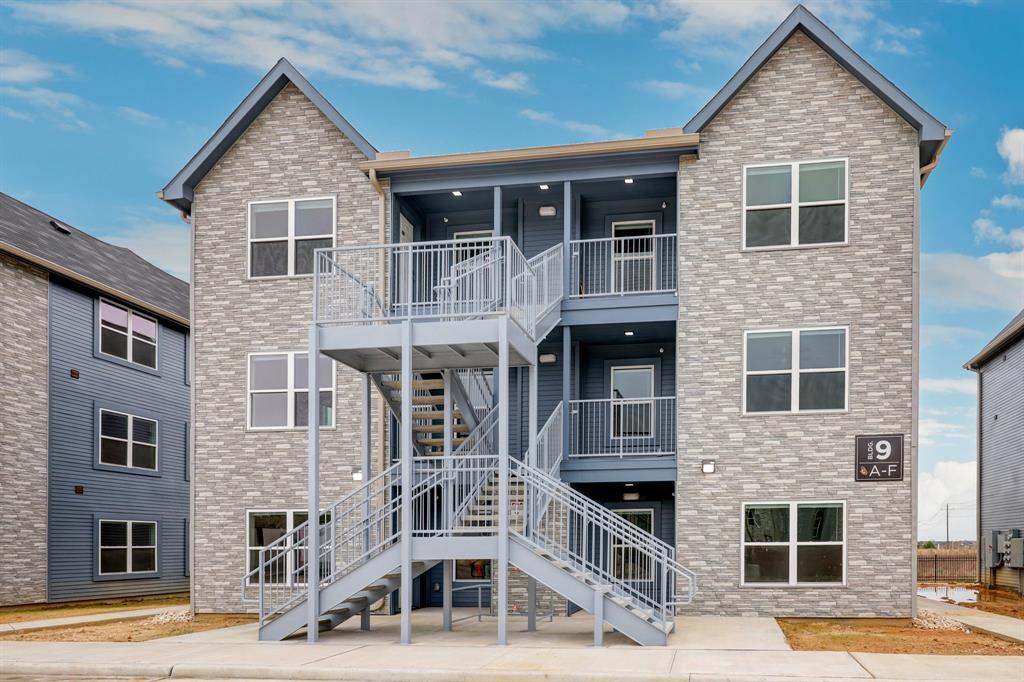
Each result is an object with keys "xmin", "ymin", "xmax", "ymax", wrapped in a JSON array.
[
  {"xmin": 676, "ymin": 31, "xmax": 918, "ymax": 616},
  {"xmin": 191, "ymin": 83, "xmax": 386, "ymax": 612},
  {"xmin": 0, "ymin": 254, "xmax": 49, "ymax": 605}
]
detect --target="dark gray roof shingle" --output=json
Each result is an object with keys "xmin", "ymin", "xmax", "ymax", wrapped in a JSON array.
[{"xmin": 0, "ymin": 192, "xmax": 189, "ymax": 324}]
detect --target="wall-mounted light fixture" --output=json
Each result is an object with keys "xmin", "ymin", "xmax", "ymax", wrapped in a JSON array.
[
  {"xmin": 623, "ymin": 492, "xmax": 640, "ymax": 501},
  {"xmin": 701, "ymin": 459, "xmax": 716, "ymax": 474},
  {"xmin": 353, "ymin": 471, "xmax": 364, "ymax": 481},
  {"xmin": 539, "ymin": 353, "xmax": 558, "ymax": 364},
  {"xmin": 539, "ymin": 205, "xmax": 557, "ymax": 217},
  {"xmin": 452, "ymin": 191, "xmax": 463, "ymax": 197},
  {"xmin": 624, "ymin": 330, "xmax": 635, "ymax": 337},
  {"xmin": 443, "ymin": 217, "xmax": 449, "ymax": 223},
  {"xmin": 661, "ymin": 201, "xmax": 667, "ymax": 209},
  {"xmin": 624, "ymin": 178, "xmax": 634, "ymax": 184}
]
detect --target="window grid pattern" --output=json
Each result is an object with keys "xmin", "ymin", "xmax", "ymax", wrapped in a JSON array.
[
  {"xmin": 744, "ymin": 327, "xmax": 848, "ymax": 414},
  {"xmin": 99, "ymin": 409, "xmax": 158, "ymax": 470},
  {"xmin": 248, "ymin": 197, "xmax": 335, "ymax": 278},
  {"xmin": 742, "ymin": 502, "xmax": 845, "ymax": 586},
  {"xmin": 99, "ymin": 299, "xmax": 158, "ymax": 369},
  {"xmin": 743, "ymin": 159, "xmax": 848, "ymax": 249},
  {"xmin": 247, "ymin": 351, "xmax": 335, "ymax": 430},
  {"xmin": 98, "ymin": 520, "xmax": 157, "ymax": 575}
]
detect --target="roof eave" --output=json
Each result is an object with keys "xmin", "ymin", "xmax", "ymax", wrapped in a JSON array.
[
  {"xmin": 964, "ymin": 314, "xmax": 1024, "ymax": 371},
  {"xmin": 159, "ymin": 58, "xmax": 377, "ymax": 216}
]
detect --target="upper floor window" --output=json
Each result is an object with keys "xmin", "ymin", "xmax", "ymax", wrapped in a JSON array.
[
  {"xmin": 249, "ymin": 197, "xmax": 335, "ymax": 278},
  {"xmin": 743, "ymin": 159, "xmax": 847, "ymax": 249},
  {"xmin": 248, "ymin": 351, "xmax": 335, "ymax": 429},
  {"xmin": 99, "ymin": 409, "xmax": 158, "ymax": 470},
  {"xmin": 100, "ymin": 300, "xmax": 157, "ymax": 369},
  {"xmin": 98, "ymin": 519, "xmax": 157, "ymax": 575},
  {"xmin": 742, "ymin": 502, "xmax": 845, "ymax": 586},
  {"xmin": 744, "ymin": 327, "xmax": 847, "ymax": 414},
  {"xmin": 610, "ymin": 364, "xmax": 654, "ymax": 438}
]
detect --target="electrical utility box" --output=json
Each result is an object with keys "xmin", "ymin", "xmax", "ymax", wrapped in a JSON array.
[
  {"xmin": 1010, "ymin": 537, "xmax": 1024, "ymax": 569},
  {"xmin": 984, "ymin": 530, "xmax": 1002, "ymax": 568}
]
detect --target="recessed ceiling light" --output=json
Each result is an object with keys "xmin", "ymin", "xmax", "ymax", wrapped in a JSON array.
[
  {"xmin": 624, "ymin": 482, "xmax": 635, "ymax": 487},
  {"xmin": 539, "ymin": 184, "xmax": 549, "ymax": 190},
  {"xmin": 624, "ymin": 330, "xmax": 635, "ymax": 336},
  {"xmin": 624, "ymin": 178, "xmax": 634, "ymax": 184},
  {"xmin": 452, "ymin": 191, "xmax": 463, "ymax": 197}
]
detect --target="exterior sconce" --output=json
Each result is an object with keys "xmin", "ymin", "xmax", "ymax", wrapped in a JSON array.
[
  {"xmin": 701, "ymin": 459, "xmax": 716, "ymax": 474},
  {"xmin": 539, "ymin": 353, "xmax": 558, "ymax": 364},
  {"xmin": 352, "ymin": 471, "xmax": 364, "ymax": 482},
  {"xmin": 539, "ymin": 205, "xmax": 557, "ymax": 217},
  {"xmin": 623, "ymin": 492, "xmax": 640, "ymax": 501}
]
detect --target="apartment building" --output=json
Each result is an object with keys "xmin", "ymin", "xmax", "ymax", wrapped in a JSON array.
[
  {"xmin": 0, "ymin": 192, "xmax": 190, "ymax": 605},
  {"xmin": 965, "ymin": 310, "xmax": 1024, "ymax": 594},
  {"xmin": 161, "ymin": 6, "xmax": 947, "ymax": 644}
]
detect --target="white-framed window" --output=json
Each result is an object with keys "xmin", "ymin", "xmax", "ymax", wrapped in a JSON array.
[
  {"xmin": 246, "ymin": 509, "xmax": 330, "ymax": 585},
  {"xmin": 453, "ymin": 228, "xmax": 494, "ymax": 262},
  {"xmin": 743, "ymin": 327, "xmax": 848, "ymax": 414},
  {"xmin": 741, "ymin": 501, "xmax": 845, "ymax": 586},
  {"xmin": 610, "ymin": 365, "xmax": 655, "ymax": 438},
  {"xmin": 99, "ymin": 409, "xmax": 158, "ymax": 470},
  {"xmin": 247, "ymin": 352, "xmax": 335, "ymax": 430},
  {"xmin": 98, "ymin": 519, "xmax": 157, "ymax": 575},
  {"xmin": 248, "ymin": 196, "xmax": 336, "ymax": 278},
  {"xmin": 743, "ymin": 159, "xmax": 848, "ymax": 249},
  {"xmin": 611, "ymin": 220, "xmax": 656, "ymax": 293},
  {"xmin": 99, "ymin": 299, "xmax": 158, "ymax": 369},
  {"xmin": 610, "ymin": 509, "xmax": 654, "ymax": 582},
  {"xmin": 455, "ymin": 559, "xmax": 492, "ymax": 582}
]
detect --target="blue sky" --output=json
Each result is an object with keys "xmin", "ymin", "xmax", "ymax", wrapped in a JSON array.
[{"xmin": 1, "ymin": 1, "xmax": 1021, "ymax": 540}]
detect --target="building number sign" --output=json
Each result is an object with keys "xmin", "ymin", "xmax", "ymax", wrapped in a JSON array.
[{"xmin": 855, "ymin": 434, "xmax": 904, "ymax": 482}]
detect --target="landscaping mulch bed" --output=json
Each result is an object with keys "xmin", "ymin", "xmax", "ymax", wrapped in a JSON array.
[
  {"xmin": 778, "ymin": 616, "xmax": 1024, "ymax": 656},
  {"xmin": 0, "ymin": 612, "xmax": 255, "ymax": 642},
  {"xmin": 0, "ymin": 593, "xmax": 189, "ymax": 625}
]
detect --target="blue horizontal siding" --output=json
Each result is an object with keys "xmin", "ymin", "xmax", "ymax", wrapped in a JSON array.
[{"xmin": 48, "ymin": 278, "xmax": 189, "ymax": 601}]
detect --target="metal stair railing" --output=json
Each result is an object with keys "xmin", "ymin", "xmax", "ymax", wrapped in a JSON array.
[
  {"xmin": 511, "ymin": 458, "xmax": 696, "ymax": 630},
  {"xmin": 529, "ymin": 402, "xmax": 564, "ymax": 476}
]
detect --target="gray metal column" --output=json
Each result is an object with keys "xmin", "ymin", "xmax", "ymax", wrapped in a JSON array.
[
  {"xmin": 400, "ymin": 321, "xmax": 413, "ymax": 644},
  {"xmin": 442, "ymin": 560, "xmax": 453, "ymax": 632},
  {"xmin": 494, "ymin": 186, "xmax": 502, "ymax": 236},
  {"xmin": 562, "ymin": 181, "xmax": 572, "ymax": 297},
  {"xmin": 497, "ymin": 316, "xmax": 510, "ymax": 645},
  {"xmin": 593, "ymin": 589, "xmax": 604, "ymax": 647},
  {"xmin": 306, "ymin": 324, "xmax": 321, "ymax": 643},
  {"xmin": 561, "ymin": 326, "xmax": 571, "ymax": 460},
  {"xmin": 360, "ymin": 373, "xmax": 372, "ymax": 632},
  {"xmin": 527, "ymin": 362, "xmax": 538, "ymax": 631}
]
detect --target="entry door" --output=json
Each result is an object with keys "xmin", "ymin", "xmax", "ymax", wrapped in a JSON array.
[
  {"xmin": 611, "ymin": 220, "xmax": 655, "ymax": 293},
  {"xmin": 610, "ymin": 365, "xmax": 655, "ymax": 451}
]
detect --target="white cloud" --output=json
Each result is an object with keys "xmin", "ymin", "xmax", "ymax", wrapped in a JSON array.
[
  {"xmin": 993, "ymin": 194, "xmax": 1024, "ymax": 210},
  {"xmin": 520, "ymin": 108, "xmax": 615, "ymax": 138},
  {"xmin": 920, "ymin": 324, "xmax": 985, "ymax": 348},
  {"xmin": 116, "ymin": 105, "xmax": 161, "ymax": 126},
  {"xmin": 472, "ymin": 68, "xmax": 532, "ymax": 92},
  {"xmin": 104, "ymin": 220, "xmax": 191, "ymax": 280},
  {"xmin": 0, "ymin": 85, "xmax": 90, "ymax": 131},
  {"xmin": 918, "ymin": 461, "xmax": 976, "ymax": 541},
  {"xmin": 918, "ymin": 419, "xmax": 969, "ymax": 447},
  {"xmin": 640, "ymin": 79, "xmax": 710, "ymax": 100},
  {"xmin": 973, "ymin": 217, "xmax": 1024, "ymax": 248},
  {"xmin": 0, "ymin": 105, "xmax": 33, "ymax": 121},
  {"xmin": 970, "ymin": 167, "xmax": 988, "ymax": 179},
  {"xmin": 9, "ymin": 0, "xmax": 629, "ymax": 92},
  {"xmin": 920, "ymin": 378, "xmax": 977, "ymax": 396},
  {"xmin": 922, "ymin": 250, "xmax": 1024, "ymax": 311},
  {"xmin": 997, "ymin": 127, "xmax": 1024, "ymax": 184},
  {"xmin": 0, "ymin": 48, "xmax": 72, "ymax": 83}
]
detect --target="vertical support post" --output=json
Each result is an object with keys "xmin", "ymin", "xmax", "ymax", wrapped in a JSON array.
[
  {"xmin": 400, "ymin": 321, "xmax": 413, "ymax": 644},
  {"xmin": 593, "ymin": 588, "xmax": 604, "ymax": 647},
  {"xmin": 442, "ymin": 560, "xmax": 453, "ymax": 632},
  {"xmin": 561, "ymin": 326, "xmax": 571, "ymax": 460},
  {"xmin": 306, "ymin": 324, "xmax": 321, "ymax": 643},
  {"xmin": 562, "ymin": 181, "xmax": 572, "ymax": 298},
  {"xmin": 443, "ymin": 370, "xmax": 453, "ymax": 527},
  {"xmin": 527, "ymin": 361, "xmax": 539, "ymax": 631},
  {"xmin": 494, "ymin": 186, "xmax": 502, "ymax": 236},
  {"xmin": 497, "ymin": 316, "xmax": 510, "ymax": 646},
  {"xmin": 360, "ymin": 373, "xmax": 372, "ymax": 631}
]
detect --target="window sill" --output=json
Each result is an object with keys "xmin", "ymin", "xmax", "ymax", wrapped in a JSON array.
[
  {"xmin": 247, "ymin": 274, "xmax": 315, "ymax": 282},
  {"xmin": 93, "ymin": 461, "xmax": 162, "ymax": 478},
  {"xmin": 94, "ymin": 350, "xmax": 161, "ymax": 377},
  {"xmin": 93, "ymin": 570, "xmax": 161, "ymax": 582},
  {"xmin": 740, "ymin": 582, "xmax": 847, "ymax": 588},
  {"xmin": 742, "ymin": 241, "xmax": 850, "ymax": 253},
  {"xmin": 742, "ymin": 409, "xmax": 849, "ymax": 417},
  {"xmin": 246, "ymin": 426, "xmax": 338, "ymax": 433}
]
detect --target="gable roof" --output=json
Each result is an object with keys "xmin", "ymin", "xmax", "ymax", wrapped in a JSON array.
[
  {"xmin": 965, "ymin": 308, "xmax": 1024, "ymax": 371},
  {"xmin": 683, "ymin": 5, "xmax": 949, "ymax": 173},
  {"xmin": 159, "ymin": 58, "xmax": 377, "ymax": 216},
  {"xmin": 0, "ymin": 192, "xmax": 190, "ymax": 325}
]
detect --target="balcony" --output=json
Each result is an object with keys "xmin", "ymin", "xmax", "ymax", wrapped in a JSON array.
[
  {"xmin": 568, "ymin": 397, "xmax": 676, "ymax": 459},
  {"xmin": 570, "ymin": 233, "xmax": 677, "ymax": 299}
]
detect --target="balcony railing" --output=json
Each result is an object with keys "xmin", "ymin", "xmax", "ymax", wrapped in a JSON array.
[
  {"xmin": 568, "ymin": 397, "xmax": 676, "ymax": 458},
  {"xmin": 314, "ymin": 237, "xmax": 560, "ymax": 339},
  {"xmin": 569, "ymin": 234, "xmax": 677, "ymax": 298}
]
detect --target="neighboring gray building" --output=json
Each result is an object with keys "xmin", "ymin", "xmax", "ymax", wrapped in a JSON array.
[
  {"xmin": 0, "ymin": 192, "xmax": 190, "ymax": 605},
  {"xmin": 966, "ymin": 309, "xmax": 1024, "ymax": 594},
  {"xmin": 162, "ymin": 5, "xmax": 948, "ymax": 644}
]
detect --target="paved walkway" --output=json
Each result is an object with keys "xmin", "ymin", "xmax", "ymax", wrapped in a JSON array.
[
  {"xmin": 920, "ymin": 598, "xmax": 1024, "ymax": 643},
  {"xmin": 0, "ymin": 605, "xmax": 189, "ymax": 634},
  {"xmin": 1, "ymin": 610, "xmax": 1021, "ymax": 681}
]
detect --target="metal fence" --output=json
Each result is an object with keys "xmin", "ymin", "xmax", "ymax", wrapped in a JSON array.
[
  {"xmin": 917, "ymin": 552, "xmax": 978, "ymax": 583},
  {"xmin": 569, "ymin": 234, "xmax": 677, "ymax": 298}
]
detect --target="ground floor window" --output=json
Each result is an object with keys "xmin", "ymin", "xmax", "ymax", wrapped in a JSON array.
[
  {"xmin": 742, "ymin": 501, "xmax": 845, "ymax": 586},
  {"xmin": 455, "ymin": 559, "xmax": 491, "ymax": 581},
  {"xmin": 98, "ymin": 519, "xmax": 157, "ymax": 575},
  {"xmin": 610, "ymin": 509, "xmax": 654, "ymax": 581},
  {"xmin": 246, "ymin": 510, "xmax": 330, "ymax": 585}
]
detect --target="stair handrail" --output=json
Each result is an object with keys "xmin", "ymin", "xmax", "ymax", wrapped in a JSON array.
[
  {"xmin": 526, "ymin": 244, "xmax": 563, "ymax": 335},
  {"xmin": 529, "ymin": 401, "xmax": 564, "ymax": 475},
  {"xmin": 511, "ymin": 458, "xmax": 696, "ymax": 629}
]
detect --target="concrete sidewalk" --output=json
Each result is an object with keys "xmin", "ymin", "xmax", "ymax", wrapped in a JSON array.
[
  {"xmin": 921, "ymin": 599, "xmax": 1024, "ymax": 643},
  {"xmin": 1, "ymin": 620, "xmax": 1021, "ymax": 682},
  {"xmin": 0, "ymin": 605, "xmax": 189, "ymax": 634}
]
